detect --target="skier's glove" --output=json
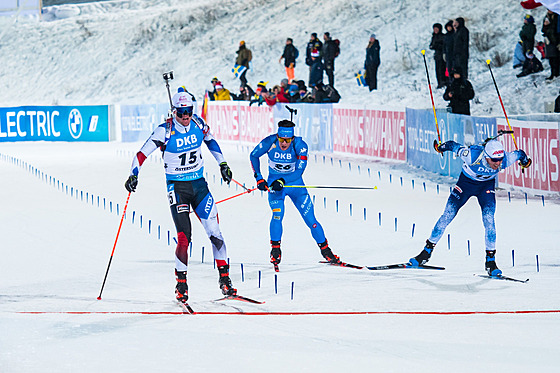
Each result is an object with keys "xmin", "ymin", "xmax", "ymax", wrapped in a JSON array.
[
  {"xmin": 256, "ymin": 179, "xmax": 269, "ymax": 191},
  {"xmin": 270, "ymin": 178, "xmax": 285, "ymax": 192},
  {"xmin": 125, "ymin": 175, "xmax": 138, "ymax": 193},
  {"xmin": 518, "ymin": 150, "xmax": 532, "ymax": 168},
  {"xmin": 434, "ymin": 140, "xmax": 454, "ymax": 153},
  {"xmin": 220, "ymin": 162, "xmax": 232, "ymax": 184}
]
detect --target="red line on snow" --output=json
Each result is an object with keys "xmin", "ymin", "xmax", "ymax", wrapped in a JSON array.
[{"xmin": 16, "ymin": 310, "xmax": 560, "ymax": 316}]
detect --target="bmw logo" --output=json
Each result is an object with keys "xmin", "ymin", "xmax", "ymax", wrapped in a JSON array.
[{"xmin": 68, "ymin": 109, "xmax": 83, "ymax": 139}]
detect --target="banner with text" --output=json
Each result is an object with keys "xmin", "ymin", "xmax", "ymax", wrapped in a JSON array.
[
  {"xmin": 120, "ymin": 103, "xmax": 169, "ymax": 142},
  {"xmin": 333, "ymin": 107, "xmax": 406, "ymax": 160},
  {"xmin": 0, "ymin": 105, "xmax": 109, "ymax": 142},
  {"xmin": 498, "ymin": 118, "xmax": 560, "ymax": 193},
  {"xmin": 406, "ymin": 109, "xmax": 497, "ymax": 178}
]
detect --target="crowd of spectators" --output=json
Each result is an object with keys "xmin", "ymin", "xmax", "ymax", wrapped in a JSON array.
[{"xmin": 205, "ymin": 7, "xmax": 560, "ymax": 113}]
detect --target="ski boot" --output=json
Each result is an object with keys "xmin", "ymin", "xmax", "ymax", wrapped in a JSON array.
[
  {"xmin": 319, "ymin": 240, "xmax": 341, "ymax": 264},
  {"xmin": 218, "ymin": 264, "xmax": 237, "ymax": 296},
  {"xmin": 485, "ymin": 250, "xmax": 502, "ymax": 276},
  {"xmin": 175, "ymin": 269, "xmax": 189, "ymax": 303},
  {"xmin": 409, "ymin": 240, "xmax": 435, "ymax": 266},
  {"xmin": 270, "ymin": 240, "xmax": 281, "ymax": 272}
]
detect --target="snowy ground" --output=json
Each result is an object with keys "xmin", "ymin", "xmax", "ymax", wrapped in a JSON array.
[
  {"xmin": 1, "ymin": 0, "xmax": 559, "ymax": 115},
  {"xmin": 1, "ymin": 141, "xmax": 559, "ymax": 372}
]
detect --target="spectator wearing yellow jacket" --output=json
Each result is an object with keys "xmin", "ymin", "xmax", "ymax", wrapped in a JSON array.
[{"xmin": 213, "ymin": 82, "xmax": 232, "ymax": 101}]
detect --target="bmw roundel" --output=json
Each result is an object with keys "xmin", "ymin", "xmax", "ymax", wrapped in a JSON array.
[{"xmin": 68, "ymin": 109, "xmax": 83, "ymax": 139}]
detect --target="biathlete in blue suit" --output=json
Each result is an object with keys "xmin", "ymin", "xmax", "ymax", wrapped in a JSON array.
[
  {"xmin": 124, "ymin": 91, "xmax": 236, "ymax": 303},
  {"xmin": 409, "ymin": 139, "xmax": 532, "ymax": 276},
  {"xmin": 249, "ymin": 120, "xmax": 341, "ymax": 271}
]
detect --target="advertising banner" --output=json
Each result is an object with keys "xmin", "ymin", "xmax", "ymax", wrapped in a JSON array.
[
  {"xmin": 406, "ymin": 108, "xmax": 457, "ymax": 176},
  {"xmin": 0, "ymin": 105, "xmax": 109, "ymax": 142},
  {"xmin": 120, "ymin": 103, "xmax": 169, "ymax": 142},
  {"xmin": 406, "ymin": 109, "xmax": 498, "ymax": 178},
  {"xmin": 332, "ymin": 107, "xmax": 406, "ymax": 160},
  {"xmin": 240, "ymin": 103, "xmax": 275, "ymax": 143},
  {"xmin": 273, "ymin": 103, "xmax": 332, "ymax": 152},
  {"xmin": 498, "ymin": 119, "xmax": 560, "ymax": 193},
  {"xmin": 206, "ymin": 101, "xmax": 240, "ymax": 141}
]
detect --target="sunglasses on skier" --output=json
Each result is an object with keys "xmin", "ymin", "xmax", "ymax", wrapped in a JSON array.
[
  {"xmin": 487, "ymin": 157, "xmax": 504, "ymax": 163},
  {"xmin": 175, "ymin": 106, "xmax": 194, "ymax": 118},
  {"xmin": 277, "ymin": 136, "xmax": 293, "ymax": 144}
]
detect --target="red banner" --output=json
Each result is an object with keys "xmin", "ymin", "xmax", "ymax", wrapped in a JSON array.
[
  {"xmin": 498, "ymin": 118, "xmax": 560, "ymax": 192},
  {"xmin": 332, "ymin": 108, "xmax": 406, "ymax": 160},
  {"xmin": 205, "ymin": 102, "xmax": 274, "ymax": 143}
]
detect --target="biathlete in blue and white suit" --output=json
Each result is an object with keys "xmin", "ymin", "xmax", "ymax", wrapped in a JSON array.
[
  {"xmin": 249, "ymin": 120, "xmax": 341, "ymax": 271},
  {"xmin": 124, "ymin": 91, "xmax": 236, "ymax": 302},
  {"xmin": 409, "ymin": 139, "xmax": 532, "ymax": 276}
]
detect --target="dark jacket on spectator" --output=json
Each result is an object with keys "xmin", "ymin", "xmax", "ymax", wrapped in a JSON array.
[
  {"xmin": 281, "ymin": 43, "xmax": 299, "ymax": 67},
  {"xmin": 235, "ymin": 44, "xmax": 252, "ymax": 67},
  {"xmin": 443, "ymin": 21, "xmax": 455, "ymax": 72},
  {"xmin": 306, "ymin": 38, "xmax": 323, "ymax": 66},
  {"xmin": 309, "ymin": 57, "xmax": 324, "ymax": 87},
  {"xmin": 453, "ymin": 17, "xmax": 469, "ymax": 78},
  {"xmin": 542, "ymin": 13, "xmax": 559, "ymax": 58},
  {"xmin": 520, "ymin": 21, "xmax": 537, "ymax": 54},
  {"xmin": 313, "ymin": 83, "xmax": 341, "ymax": 103},
  {"xmin": 430, "ymin": 26, "xmax": 445, "ymax": 59},
  {"xmin": 443, "ymin": 71, "xmax": 474, "ymax": 115},
  {"xmin": 323, "ymin": 39, "xmax": 338, "ymax": 65}
]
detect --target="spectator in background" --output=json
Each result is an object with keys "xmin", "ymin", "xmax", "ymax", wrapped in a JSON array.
[
  {"xmin": 250, "ymin": 81, "xmax": 269, "ymax": 106},
  {"xmin": 308, "ymin": 48, "xmax": 324, "ymax": 88},
  {"xmin": 276, "ymin": 79, "xmax": 290, "ymax": 103},
  {"xmin": 279, "ymin": 38, "xmax": 299, "ymax": 83},
  {"xmin": 430, "ymin": 23, "xmax": 446, "ymax": 88},
  {"xmin": 235, "ymin": 40, "xmax": 252, "ymax": 86},
  {"xmin": 232, "ymin": 84, "xmax": 255, "ymax": 101},
  {"xmin": 554, "ymin": 90, "xmax": 560, "ymax": 112},
  {"xmin": 443, "ymin": 21, "xmax": 455, "ymax": 78},
  {"xmin": 209, "ymin": 77, "xmax": 219, "ymax": 101},
  {"xmin": 285, "ymin": 82, "xmax": 300, "ymax": 103},
  {"xmin": 542, "ymin": 10, "xmax": 560, "ymax": 80},
  {"xmin": 322, "ymin": 32, "xmax": 339, "ymax": 87},
  {"xmin": 453, "ymin": 17, "xmax": 469, "ymax": 79},
  {"xmin": 517, "ymin": 50, "xmax": 544, "ymax": 77},
  {"xmin": 520, "ymin": 14, "xmax": 537, "ymax": 56},
  {"xmin": 306, "ymin": 33, "xmax": 323, "ymax": 69},
  {"xmin": 443, "ymin": 67, "xmax": 474, "ymax": 115},
  {"xmin": 212, "ymin": 82, "xmax": 232, "ymax": 101},
  {"xmin": 365, "ymin": 34, "xmax": 380, "ymax": 91},
  {"xmin": 313, "ymin": 82, "xmax": 341, "ymax": 103}
]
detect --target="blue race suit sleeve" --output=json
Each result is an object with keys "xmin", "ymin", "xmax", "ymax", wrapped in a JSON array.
[
  {"xmin": 250, "ymin": 135, "xmax": 276, "ymax": 180},
  {"xmin": 291, "ymin": 137, "xmax": 309, "ymax": 180}
]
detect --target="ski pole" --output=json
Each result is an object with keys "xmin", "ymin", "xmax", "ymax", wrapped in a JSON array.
[
  {"xmin": 216, "ymin": 187, "xmax": 258, "ymax": 205},
  {"xmin": 485, "ymin": 60, "xmax": 519, "ymax": 148},
  {"xmin": 231, "ymin": 178, "xmax": 251, "ymax": 192},
  {"xmin": 421, "ymin": 50, "xmax": 442, "ymax": 145},
  {"xmin": 97, "ymin": 192, "xmax": 131, "ymax": 300},
  {"xmin": 486, "ymin": 59, "xmax": 529, "ymax": 171},
  {"xmin": 284, "ymin": 185, "xmax": 377, "ymax": 190}
]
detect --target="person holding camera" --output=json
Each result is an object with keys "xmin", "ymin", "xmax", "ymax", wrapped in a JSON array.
[
  {"xmin": 249, "ymin": 119, "xmax": 342, "ymax": 272},
  {"xmin": 124, "ymin": 91, "xmax": 237, "ymax": 304}
]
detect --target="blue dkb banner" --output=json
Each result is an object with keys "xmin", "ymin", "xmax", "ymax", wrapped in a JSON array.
[{"xmin": 406, "ymin": 108, "xmax": 497, "ymax": 178}]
